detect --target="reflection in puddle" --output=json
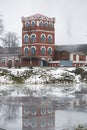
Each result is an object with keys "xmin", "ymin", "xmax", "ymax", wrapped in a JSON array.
[
  {"xmin": 0, "ymin": 96, "xmax": 55, "ymax": 130},
  {"xmin": 0, "ymin": 84, "xmax": 87, "ymax": 129},
  {"xmin": 22, "ymin": 96, "xmax": 55, "ymax": 130}
]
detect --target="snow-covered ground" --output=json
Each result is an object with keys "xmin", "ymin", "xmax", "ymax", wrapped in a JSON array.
[
  {"xmin": 0, "ymin": 67, "xmax": 87, "ymax": 98},
  {"xmin": 0, "ymin": 67, "xmax": 79, "ymax": 84}
]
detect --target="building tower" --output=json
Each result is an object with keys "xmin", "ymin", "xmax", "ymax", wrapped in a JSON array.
[{"xmin": 21, "ymin": 14, "xmax": 55, "ymax": 67}]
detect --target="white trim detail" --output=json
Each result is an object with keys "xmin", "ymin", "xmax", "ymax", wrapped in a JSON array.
[
  {"xmin": 22, "ymin": 30, "xmax": 54, "ymax": 33},
  {"xmin": 24, "ymin": 47, "xmax": 29, "ymax": 50},
  {"xmin": 25, "ymin": 21, "xmax": 29, "ymax": 27},
  {"xmin": 24, "ymin": 34, "xmax": 29, "ymax": 38},
  {"xmin": 40, "ymin": 46, "xmax": 46, "ymax": 50},
  {"xmin": 40, "ymin": 33, "xmax": 46, "ymax": 38},
  {"xmin": 31, "ymin": 20, "xmax": 36, "ymax": 25},
  {"xmin": 47, "ymin": 47, "xmax": 53, "ymax": 50},
  {"xmin": 30, "ymin": 33, "xmax": 36, "ymax": 38},
  {"xmin": 48, "ymin": 58, "xmax": 52, "ymax": 61},
  {"xmin": 47, "ymin": 34, "xmax": 53, "ymax": 39},
  {"xmin": 31, "ymin": 46, "xmax": 36, "ymax": 49}
]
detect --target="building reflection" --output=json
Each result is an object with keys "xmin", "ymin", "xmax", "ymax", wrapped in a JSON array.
[{"xmin": 22, "ymin": 96, "xmax": 55, "ymax": 130}]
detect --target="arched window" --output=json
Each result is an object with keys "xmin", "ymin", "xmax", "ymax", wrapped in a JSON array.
[
  {"xmin": 49, "ymin": 22, "xmax": 53, "ymax": 28},
  {"xmin": 44, "ymin": 22, "xmax": 48, "ymax": 27},
  {"xmin": 1, "ymin": 59, "xmax": 5, "ymax": 63},
  {"xmin": 30, "ymin": 34, "xmax": 36, "ymax": 42},
  {"xmin": 25, "ymin": 21, "xmax": 29, "ymax": 27},
  {"xmin": 31, "ymin": 106, "xmax": 37, "ymax": 115},
  {"xmin": 31, "ymin": 118, "xmax": 37, "ymax": 128},
  {"xmin": 40, "ymin": 119, "xmax": 46, "ymax": 127},
  {"xmin": 40, "ymin": 46, "xmax": 46, "ymax": 55},
  {"xmin": 41, "ymin": 106, "xmax": 46, "ymax": 115},
  {"xmin": 47, "ymin": 106, "xmax": 53, "ymax": 114},
  {"xmin": 31, "ymin": 46, "xmax": 36, "ymax": 55},
  {"xmin": 24, "ymin": 119, "xmax": 30, "ymax": 127},
  {"xmin": 24, "ymin": 47, "xmax": 29, "ymax": 55},
  {"xmin": 47, "ymin": 35, "xmax": 53, "ymax": 43},
  {"xmin": 47, "ymin": 47, "xmax": 52, "ymax": 55},
  {"xmin": 48, "ymin": 117, "xmax": 53, "ymax": 126},
  {"xmin": 40, "ymin": 34, "xmax": 46, "ymax": 42},
  {"xmin": 31, "ymin": 20, "xmax": 36, "ymax": 27},
  {"xmin": 24, "ymin": 106, "xmax": 30, "ymax": 115},
  {"xmin": 24, "ymin": 35, "xmax": 29, "ymax": 43},
  {"xmin": 39, "ymin": 21, "xmax": 43, "ymax": 26}
]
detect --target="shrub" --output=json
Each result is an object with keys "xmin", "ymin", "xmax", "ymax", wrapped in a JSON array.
[{"xmin": 74, "ymin": 67, "xmax": 84, "ymax": 75}]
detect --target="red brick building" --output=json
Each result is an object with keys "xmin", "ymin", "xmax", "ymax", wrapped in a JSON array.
[{"xmin": 21, "ymin": 14, "xmax": 55, "ymax": 67}]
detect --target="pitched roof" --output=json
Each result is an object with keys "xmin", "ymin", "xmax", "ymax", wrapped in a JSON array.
[
  {"xmin": 0, "ymin": 47, "xmax": 22, "ymax": 56},
  {"xmin": 55, "ymin": 44, "xmax": 87, "ymax": 54}
]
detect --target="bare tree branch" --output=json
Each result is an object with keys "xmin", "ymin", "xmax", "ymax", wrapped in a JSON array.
[{"xmin": 1, "ymin": 32, "xmax": 19, "ymax": 47}]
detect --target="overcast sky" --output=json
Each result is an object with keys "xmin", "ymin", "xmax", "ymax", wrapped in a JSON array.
[{"xmin": 0, "ymin": 0, "xmax": 87, "ymax": 46}]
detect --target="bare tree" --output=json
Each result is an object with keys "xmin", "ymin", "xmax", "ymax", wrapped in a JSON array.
[
  {"xmin": 1, "ymin": 32, "xmax": 19, "ymax": 47},
  {"xmin": 0, "ymin": 14, "xmax": 4, "ymax": 35}
]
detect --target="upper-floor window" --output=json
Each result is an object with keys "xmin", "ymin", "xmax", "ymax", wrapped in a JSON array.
[
  {"xmin": 40, "ymin": 34, "xmax": 46, "ymax": 42},
  {"xmin": 23, "ymin": 106, "xmax": 30, "ymax": 115},
  {"xmin": 44, "ymin": 22, "xmax": 48, "ymax": 27},
  {"xmin": 49, "ymin": 22, "xmax": 53, "ymax": 28},
  {"xmin": 39, "ymin": 21, "xmax": 43, "ymax": 26},
  {"xmin": 47, "ymin": 106, "xmax": 53, "ymax": 114},
  {"xmin": 41, "ymin": 106, "xmax": 46, "ymax": 115},
  {"xmin": 24, "ymin": 47, "xmax": 29, "ymax": 55},
  {"xmin": 24, "ymin": 34, "xmax": 29, "ymax": 43},
  {"xmin": 30, "ymin": 34, "xmax": 36, "ymax": 42},
  {"xmin": 31, "ymin": 46, "xmax": 36, "ymax": 55},
  {"xmin": 31, "ymin": 106, "xmax": 37, "ymax": 115},
  {"xmin": 25, "ymin": 21, "xmax": 29, "ymax": 27},
  {"xmin": 47, "ymin": 35, "xmax": 53, "ymax": 43},
  {"xmin": 47, "ymin": 47, "xmax": 52, "ymax": 55},
  {"xmin": 31, "ymin": 20, "xmax": 36, "ymax": 27},
  {"xmin": 40, "ymin": 46, "xmax": 46, "ymax": 55}
]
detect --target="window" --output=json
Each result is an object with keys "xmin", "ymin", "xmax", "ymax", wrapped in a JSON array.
[
  {"xmin": 31, "ymin": 118, "xmax": 37, "ymax": 127},
  {"xmin": 24, "ymin": 35, "xmax": 29, "ymax": 43},
  {"xmin": 47, "ymin": 106, "xmax": 53, "ymax": 114},
  {"xmin": 40, "ymin": 118, "xmax": 46, "ymax": 127},
  {"xmin": 31, "ymin": 106, "xmax": 36, "ymax": 115},
  {"xmin": 39, "ymin": 21, "xmax": 43, "ymax": 26},
  {"xmin": 47, "ymin": 47, "xmax": 52, "ymax": 55},
  {"xmin": 31, "ymin": 20, "xmax": 36, "ymax": 27},
  {"xmin": 24, "ymin": 106, "xmax": 30, "ymax": 115},
  {"xmin": 24, "ymin": 47, "xmax": 29, "ymax": 55},
  {"xmin": 44, "ymin": 22, "xmax": 48, "ymax": 27},
  {"xmin": 41, "ymin": 106, "xmax": 46, "ymax": 115},
  {"xmin": 49, "ymin": 22, "xmax": 53, "ymax": 27},
  {"xmin": 40, "ymin": 46, "xmax": 46, "ymax": 55},
  {"xmin": 48, "ymin": 117, "xmax": 53, "ymax": 126},
  {"xmin": 24, "ymin": 118, "xmax": 30, "ymax": 127},
  {"xmin": 31, "ymin": 46, "xmax": 36, "ymax": 55},
  {"xmin": 30, "ymin": 34, "xmax": 36, "ymax": 42},
  {"xmin": 40, "ymin": 34, "xmax": 46, "ymax": 42},
  {"xmin": 25, "ymin": 21, "xmax": 29, "ymax": 27},
  {"xmin": 47, "ymin": 35, "xmax": 53, "ymax": 43},
  {"xmin": 1, "ymin": 59, "xmax": 5, "ymax": 63}
]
